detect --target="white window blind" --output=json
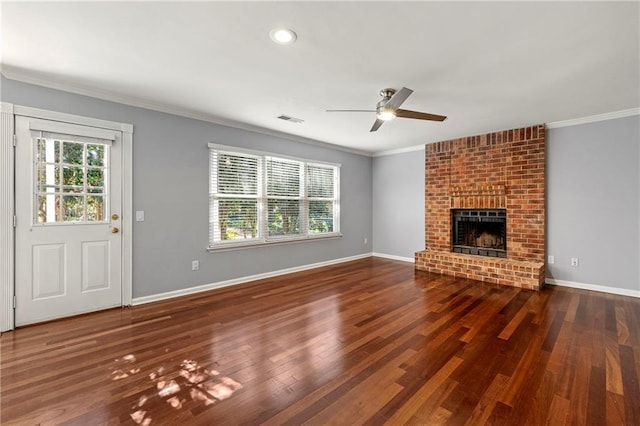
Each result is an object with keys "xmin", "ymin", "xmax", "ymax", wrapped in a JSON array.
[
  {"xmin": 266, "ymin": 157, "xmax": 302, "ymax": 238},
  {"xmin": 307, "ymin": 164, "xmax": 336, "ymax": 234},
  {"xmin": 210, "ymin": 150, "xmax": 261, "ymax": 243},
  {"xmin": 208, "ymin": 144, "xmax": 340, "ymax": 249}
]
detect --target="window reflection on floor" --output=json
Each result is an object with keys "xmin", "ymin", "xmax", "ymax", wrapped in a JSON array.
[{"xmin": 109, "ymin": 354, "xmax": 243, "ymax": 425}]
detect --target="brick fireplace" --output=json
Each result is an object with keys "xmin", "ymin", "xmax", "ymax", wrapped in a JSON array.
[{"xmin": 415, "ymin": 125, "xmax": 546, "ymax": 290}]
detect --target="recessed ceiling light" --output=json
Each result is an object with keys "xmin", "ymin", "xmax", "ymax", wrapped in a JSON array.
[{"xmin": 269, "ymin": 28, "xmax": 297, "ymax": 45}]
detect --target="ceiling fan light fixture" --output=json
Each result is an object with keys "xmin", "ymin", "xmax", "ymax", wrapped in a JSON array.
[
  {"xmin": 269, "ymin": 28, "xmax": 297, "ymax": 45},
  {"xmin": 377, "ymin": 110, "xmax": 396, "ymax": 121},
  {"xmin": 327, "ymin": 87, "xmax": 446, "ymax": 132}
]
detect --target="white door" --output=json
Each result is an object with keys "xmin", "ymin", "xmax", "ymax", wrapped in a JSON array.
[{"xmin": 15, "ymin": 116, "xmax": 122, "ymax": 326}]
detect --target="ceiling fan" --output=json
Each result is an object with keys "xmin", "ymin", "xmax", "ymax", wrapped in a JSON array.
[{"xmin": 327, "ymin": 87, "xmax": 447, "ymax": 132}]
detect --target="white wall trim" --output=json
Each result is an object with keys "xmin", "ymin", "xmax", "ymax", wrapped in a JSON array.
[
  {"xmin": 546, "ymin": 108, "xmax": 640, "ymax": 129},
  {"xmin": 372, "ymin": 108, "xmax": 640, "ymax": 158},
  {"xmin": 5, "ymin": 68, "xmax": 638, "ymax": 158},
  {"xmin": 546, "ymin": 278, "xmax": 640, "ymax": 298},
  {"xmin": 373, "ymin": 144, "xmax": 424, "ymax": 158},
  {"xmin": 133, "ymin": 253, "xmax": 373, "ymax": 305},
  {"xmin": 1, "ymin": 102, "xmax": 15, "ymax": 114},
  {"xmin": 121, "ymin": 126, "xmax": 133, "ymax": 306},
  {"xmin": 1, "ymin": 103, "xmax": 16, "ymax": 332},
  {"xmin": 372, "ymin": 252, "xmax": 415, "ymax": 263},
  {"xmin": 2, "ymin": 104, "xmax": 134, "ymax": 330},
  {"xmin": 13, "ymin": 105, "xmax": 133, "ymax": 133},
  {"xmin": 2, "ymin": 68, "xmax": 371, "ymax": 157},
  {"xmin": 133, "ymin": 258, "xmax": 639, "ymax": 306}
]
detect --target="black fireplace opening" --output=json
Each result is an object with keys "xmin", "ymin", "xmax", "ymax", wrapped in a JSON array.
[{"xmin": 452, "ymin": 209, "xmax": 507, "ymax": 258}]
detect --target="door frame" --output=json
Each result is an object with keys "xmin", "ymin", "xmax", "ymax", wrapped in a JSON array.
[{"xmin": 0, "ymin": 103, "xmax": 133, "ymax": 331}]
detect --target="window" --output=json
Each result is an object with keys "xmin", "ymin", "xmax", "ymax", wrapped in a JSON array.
[
  {"xmin": 33, "ymin": 132, "xmax": 110, "ymax": 224},
  {"xmin": 209, "ymin": 144, "xmax": 340, "ymax": 249}
]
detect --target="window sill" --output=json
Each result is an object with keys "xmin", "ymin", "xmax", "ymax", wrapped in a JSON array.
[{"xmin": 207, "ymin": 233, "xmax": 343, "ymax": 253}]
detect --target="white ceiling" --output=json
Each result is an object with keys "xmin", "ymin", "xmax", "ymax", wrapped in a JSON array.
[{"xmin": 1, "ymin": 1, "xmax": 639, "ymax": 154}]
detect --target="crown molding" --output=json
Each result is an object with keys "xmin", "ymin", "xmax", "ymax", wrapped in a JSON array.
[
  {"xmin": 1, "ymin": 66, "xmax": 372, "ymax": 157},
  {"xmin": 546, "ymin": 108, "xmax": 640, "ymax": 129},
  {"xmin": 373, "ymin": 144, "xmax": 424, "ymax": 157},
  {"xmin": 4, "ymin": 66, "xmax": 637, "ymax": 157},
  {"xmin": 374, "ymin": 107, "xmax": 640, "ymax": 158}
]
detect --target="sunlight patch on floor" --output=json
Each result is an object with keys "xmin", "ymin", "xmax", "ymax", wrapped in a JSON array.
[{"xmin": 109, "ymin": 354, "xmax": 243, "ymax": 425}]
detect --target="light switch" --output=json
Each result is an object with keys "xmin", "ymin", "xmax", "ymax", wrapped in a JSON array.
[{"xmin": 136, "ymin": 211, "xmax": 145, "ymax": 222}]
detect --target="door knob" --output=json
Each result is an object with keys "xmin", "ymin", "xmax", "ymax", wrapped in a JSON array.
[
  {"xmin": 111, "ymin": 213, "xmax": 119, "ymax": 220},
  {"xmin": 111, "ymin": 227, "xmax": 119, "ymax": 234}
]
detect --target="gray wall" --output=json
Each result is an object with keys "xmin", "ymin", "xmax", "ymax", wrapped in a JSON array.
[
  {"xmin": 1, "ymin": 76, "xmax": 373, "ymax": 298},
  {"xmin": 546, "ymin": 115, "xmax": 639, "ymax": 292},
  {"xmin": 371, "ymin": 116, "xmax": 639, "ymax": 294},
  {"xmin": 372, "ymin": 149, "xmax": 425, "ymax": 259},
  {"xmin": 4, "ymin": 75, "xmax": 638, "ymax": 295}
]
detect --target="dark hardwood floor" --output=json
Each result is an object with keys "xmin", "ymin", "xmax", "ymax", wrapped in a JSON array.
[{"xmin": 1, "ymin": 257, "xmax": 639, "ymax": 425}]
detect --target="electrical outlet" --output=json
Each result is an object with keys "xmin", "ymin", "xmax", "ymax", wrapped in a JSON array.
[
  {"xmin": 364, "ymin": 237, "xmax": 368, "ymax": 245},
  {"xmin": 548, "ymin": 255, "xmax": 554, "ymax": 264},
  {"xmin": 192, "ymin": 260, "xmax": 199, "ymax": 271},
  {"xmin": 571, "ymin": 257, "xmax": 579, "ymax": 267}
]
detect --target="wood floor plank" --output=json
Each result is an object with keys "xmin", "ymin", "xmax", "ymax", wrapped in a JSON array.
[
  {"xmin": 304, "ymin": 350, "xmax": 411, "ymax": 425},
  {"xmin": 385, "ymin": 356, "xmax": 464, "ymax": 424},
  {"xmin": 606, "ymin": 333, "xmax": 624, "ymax": 395},
  {"xmin": 586, "ymin": 365, "xmax": 607, "ymax": 425},
  {"xmin": 518, "ymin": 369, "xmax": 556, "ymax": 426},
  {"xmin": 567, "ymin": 346, "xmax": 592, "ymax": 425},
  {"xmin": 619, "ymin": 344, "xmax": 640, "ymax": 425},
  {"xmin": 616, "ymin": 305, "xmax": 631, "ymax": 345},
  {"xmin": 2, "ymin": 257, "xmax": 639, "ymax": 425},
  {"xmin": 605, "ymin": 391, "xmax": 627, "ymax": 425},
  {"xmin": 541, "ymin": 310, "xmax": 566, "ymax": 353},
  {"xmin": 464, "ymin": 373, "xmax": 510, "ymax": 425},
  {"xmin": 497, "ymin": 295, "xmax": 535, "ymax": 340},
  {"xmin": 546, "ymin": 394, "xmax": 570, "ymax": 426}
]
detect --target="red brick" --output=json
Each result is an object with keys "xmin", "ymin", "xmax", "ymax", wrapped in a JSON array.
[{"xmin": 420, "ymin": 124, "xmax": 546, "ymax": 288}]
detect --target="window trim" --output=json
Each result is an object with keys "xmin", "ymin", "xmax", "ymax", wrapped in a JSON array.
[{"xmin": 208, "ymin": 143, "xmax": 341, "ymax": 251}]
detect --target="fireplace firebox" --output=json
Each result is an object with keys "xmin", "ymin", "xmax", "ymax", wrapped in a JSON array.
[{"xmin": 452, "ymin": 209, "xmax": 506, "ymax": 258}]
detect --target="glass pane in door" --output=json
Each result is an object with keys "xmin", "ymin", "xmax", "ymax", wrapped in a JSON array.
[{"xmin": 33, "ymin": 136, "xmax": 110, "ymax": 224}]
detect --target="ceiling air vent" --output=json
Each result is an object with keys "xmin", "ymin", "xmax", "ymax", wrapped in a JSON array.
[{"xmin": 277, "ymin": 115, "xmax": 304, "ymax": 124}]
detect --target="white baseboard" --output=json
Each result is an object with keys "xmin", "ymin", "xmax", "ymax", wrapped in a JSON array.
[
  {"xmin": 132, "ymin": 253, "xmax": 373, "ymax": 305},
  {"xmin": 133, "ymin": 258, "xmax": 639, "ymax": 306},
  {"xmin": 372, "ymin": 252, "xmax": 415, "ymax": 263},
  {"xmin": 545, "ymin": 278, "xmax": 640, "ymax": 298}
]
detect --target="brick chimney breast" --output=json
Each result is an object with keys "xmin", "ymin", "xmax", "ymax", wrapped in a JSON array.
[{"xmin": 416, "ymin": 125, "xmax": 546, "ymax": 290}]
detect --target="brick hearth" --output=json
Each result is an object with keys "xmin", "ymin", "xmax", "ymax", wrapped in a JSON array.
[{"xmin": 415, "ymin": 125, "xmax": 546, "ymax": 290}]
